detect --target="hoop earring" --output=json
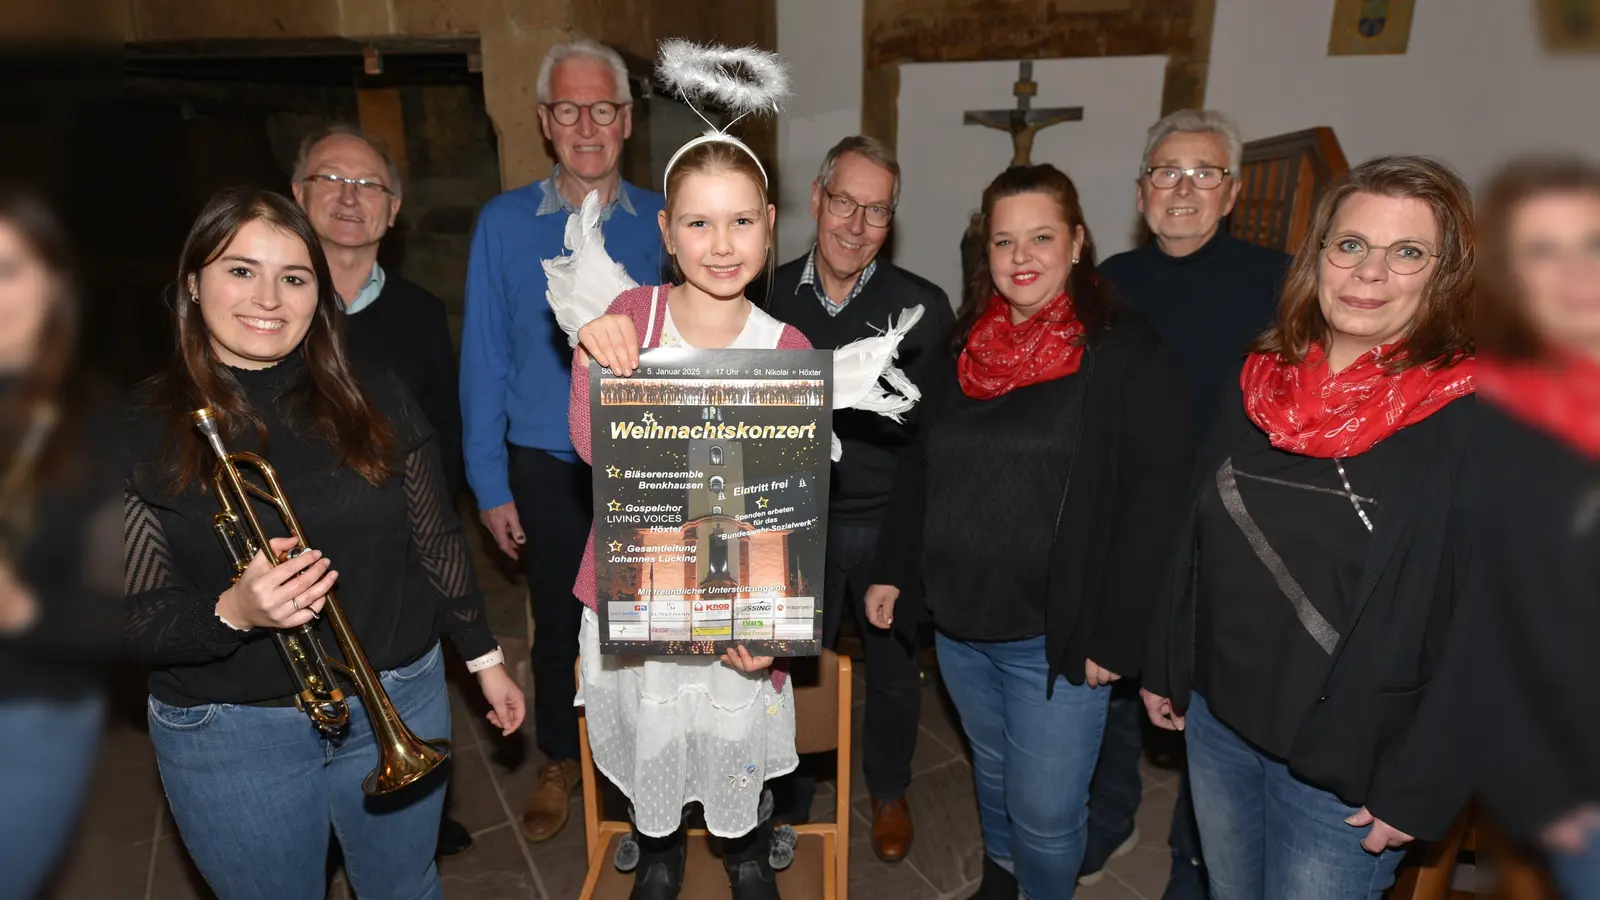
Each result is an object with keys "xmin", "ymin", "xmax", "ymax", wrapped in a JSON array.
[{"xmin": 189, "ymin": 293, "xmax": 199, "ymax": 304}]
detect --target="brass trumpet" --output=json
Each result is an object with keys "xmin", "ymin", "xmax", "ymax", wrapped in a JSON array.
[{"xmin": 191, "ymin": 407, "xmax": 450, "ymax": 795}]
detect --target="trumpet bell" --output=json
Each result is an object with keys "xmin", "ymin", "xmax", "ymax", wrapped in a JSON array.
[{"xmin": 363, "ymin": 735, "xmax": 452, "ymax": 795}]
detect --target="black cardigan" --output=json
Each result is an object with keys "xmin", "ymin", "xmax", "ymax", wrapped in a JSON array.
[
  {"xmin": 0, "ymin": 378, "xmax": 123, "ymax": 703},
  {"xmin": 761, "ymin": 256, "xmax": 955, "ymax": 522},
  {"xmin": 1144, "ymin": 371, "xmax": 1478, "ymax": 839},
  {"xmin": 1385, "ymin": 403, "xmax": 1600, "ymax": 842},
  {"xmin": 344, "ymin": 273, "xmax": 465, "ymax": 500},
  {"xmin": 872, "ymin": 310, "xmax": 1192, "ymax": 692}
]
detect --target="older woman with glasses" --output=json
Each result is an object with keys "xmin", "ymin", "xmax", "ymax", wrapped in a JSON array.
[{"xmin": 1142, "ymin": 155, "xmax": 1479, "ymax": 900}]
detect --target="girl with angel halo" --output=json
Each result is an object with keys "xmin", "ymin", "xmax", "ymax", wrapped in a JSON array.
[
  {"xmin": 568, "ymin": 136, "xmax": 802, "ymax": 900},
  {"xmin": 554, "ymin": 39, "xmax": 925, "ymax": 900}
]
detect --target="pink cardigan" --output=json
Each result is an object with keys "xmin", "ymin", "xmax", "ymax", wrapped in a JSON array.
[{"xmin": 569, "ymin": 285, "xmax": 812, "ymax": 687}]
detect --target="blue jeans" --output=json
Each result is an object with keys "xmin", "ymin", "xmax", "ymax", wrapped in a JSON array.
[
  {"xmin": 1185, "ymin": 692, "xmax": 1404, "ymax": 900},
  {"xmin": 937, "ymin": 632, "xmax": 1109, "ymax": 900},
  {"xmin": 1084, "ymin": 686, "xmax": 1210, "ymax": 898},
  {"xmin": 149, "ymin": 642, "xmax": 451, "ymax": 900},
  {"xmin": 1550, "ymin": 822, "xmax": 1600, "ymax": 900},
  {"xmin": 0, "ymin": 694, "xmax": 104, "ymax": 900}
]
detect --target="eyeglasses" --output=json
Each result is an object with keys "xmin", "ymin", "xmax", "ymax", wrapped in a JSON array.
[
  {"xmin": 303, "ymin": 173, "xmax": 392, "ymax": 196},
  {"xmin": 542, "ymin": 100, "xmax": 629, "ymax": 127},
  {"xmin": 1322, "ymin": 235, "xmax": 1440, "ymax": 276},
  {"xmin": 822, "ymin": 187, "xmax": 894, "ymax": 228},
  {"xmin": 1144, "ymin": 166, "xmax": 1230, "ymax": 190}
]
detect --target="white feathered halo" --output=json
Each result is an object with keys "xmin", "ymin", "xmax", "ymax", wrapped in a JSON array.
[
  {"xmin": 655, "ymin": 39, "xmax": 791, "ymax": 122},
  {"xmin": 542, "ymin": 40, "xmax": 924, "ymax": 461},
  {"xmin": 655, "ymin": 39, "xmax": 791, "ymax": 185}
]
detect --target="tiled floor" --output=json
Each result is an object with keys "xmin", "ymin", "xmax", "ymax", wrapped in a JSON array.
[
  {"xmin": 38, "ymin": 654, "xmax": 1185, "ymax": 899},
  {"xmin": 49, "ymin": 518, "xmax": 1184, "ymax": 898}
]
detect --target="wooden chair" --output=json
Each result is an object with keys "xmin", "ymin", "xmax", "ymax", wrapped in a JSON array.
[
  {"xmin": 1229, "ymin": 126, "xmax": 1350, "ymax": 253},
  {"xmin": 1388, "ymin": 803, "xmax": 1562, "ymax": 900},
  {"xmin": 576, "ymin": 650, "xmax": 854, "ymax": 899}
]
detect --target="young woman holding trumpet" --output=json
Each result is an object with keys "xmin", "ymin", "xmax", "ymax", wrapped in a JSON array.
[{"xmin": 123, "ymin": 187, "xmax": 523, "ymax": 899}]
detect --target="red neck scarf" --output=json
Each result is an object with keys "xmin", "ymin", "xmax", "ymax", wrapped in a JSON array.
[
  {"xmin": 1478, "ymin": 351, "xmax": 1600, "ymax": 458},
  {"xmin": 1240, "ymin": 343, "xmax": 1476, "ymax": 458},
  {"xmin": 957, "ymin": 292, "xmax": 1086, "ymax": 399}
]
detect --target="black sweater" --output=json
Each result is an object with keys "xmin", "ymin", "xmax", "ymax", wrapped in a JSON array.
[
  {"xmin": 122, "ymin": 355, "xmax": 496, "ymax": 707},
  {"xmin": 921, "ymin": 369, "xmax": 1084, "ymax": 641},
  {"xmin": 873, "ymin": 311, "xmax": 1192, "ymax": 690},
  {"xmin": 344, "ymin": 273, "xmax": 465, "ymax": 500},
  {"xmin": 1100, "ymin": 232, "xmax": 1289, "ymax": 431},
  {"xmin": 0, "ymin": 378, "xmax": 123, "ymax": 702},
  {"xmin": 1144, "ymin": 372, "xmax": 1478, "ymax": 840},
  {"xmin": 762, "ymin": 256, "xmax": 955, "ymax": 522},
  {"xmin": 1380, "ymin": 403, "xmax": 1600, "ymax": 842}
]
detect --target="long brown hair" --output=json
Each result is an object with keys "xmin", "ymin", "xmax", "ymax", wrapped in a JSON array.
[
  {"xmin": 145, "ymin": 187, "xmax": 395, "ymax": 492},
  {"xmin": 1475, "ymin": 156, "xmax": 1600, "ymax": 361},
  {"xmin": 0, "ymin": 187, "xmax": 83, "ymax": 484},
  {"xmin": 1253, "ymin": 155, "xmax": 1475, "ymax": 371},
  {"xmin": 952, "ymin": 164, "xmax": 1116, "ymax": 355},
  {"xmin": 662, "ymin": 139, "xmax": 776, "ymax": 291}
]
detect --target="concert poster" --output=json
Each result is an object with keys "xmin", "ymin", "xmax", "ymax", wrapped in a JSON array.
[{"xmin": 589, "ymin": 348, "xmax": 832, "ymax": 657}]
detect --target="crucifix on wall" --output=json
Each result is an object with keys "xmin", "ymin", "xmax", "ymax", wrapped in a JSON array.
[{"xmin": 963, "ymin": 61, "xmax": 1083, "ymax": 167}]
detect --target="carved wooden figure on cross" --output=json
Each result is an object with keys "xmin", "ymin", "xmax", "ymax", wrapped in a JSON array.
[{"xmin": 964, "ymin": 60, "xmax": 1084, "ymax": 167}]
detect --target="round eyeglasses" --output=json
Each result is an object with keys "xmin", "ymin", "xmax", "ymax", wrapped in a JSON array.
[
  {"xmin": 303, "ymin": 173, "xmax": 392, "ymax": 196},
  {"xmin": 1144, "ymin": 166, "xmax": 1230, "ymax": 190},
  {"xmin": 543, "ymin": 100, "xmax": 628, "ymax": 127},
  {"xmin": 1322, "ymin": 236, "xmax": 1440, "ymax": 276},
  {"xmin": 823, "ymin": 188, "xmax": 894, "ymax": 228}
]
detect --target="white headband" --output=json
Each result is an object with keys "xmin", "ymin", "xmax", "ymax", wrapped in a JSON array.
[
  {"xmin": 664, "ymin": 132, "xmax": 768, "ymax": 187},
  {"xmin": 655, "ymin": 40, "xmax": 789, "ymax": 190}
]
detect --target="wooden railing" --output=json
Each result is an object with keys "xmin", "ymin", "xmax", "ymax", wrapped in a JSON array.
[{"xmin": 1229, "ymin": 126, "xmax": 1350, "ymax": 254}]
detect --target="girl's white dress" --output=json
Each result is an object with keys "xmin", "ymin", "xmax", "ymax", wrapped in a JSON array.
[{"xmin": 576, "ymin": 302, "xmax": 800, "ymax": 839}]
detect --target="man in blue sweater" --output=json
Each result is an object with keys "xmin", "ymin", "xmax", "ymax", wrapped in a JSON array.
[{"xmin": 458, "ymin": 38, "xmax": 665, "ymax": 844}]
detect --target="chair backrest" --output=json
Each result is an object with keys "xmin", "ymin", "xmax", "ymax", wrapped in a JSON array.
[
  {"xmin": 1229, "ymin": 126, "xmax": 1349, "ymax": 253},
  {"xmin": 575, "ymin": 651, "xmax": 854, "ymax": 900},
  {"xmin": 791, "ymin": 649, "xmax": 844, "ymax": 755}
]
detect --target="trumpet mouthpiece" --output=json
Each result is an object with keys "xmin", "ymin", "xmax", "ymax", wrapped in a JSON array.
[{"xmin": 190, "ymin": 407, "xmax": 220, "ymax": 439}]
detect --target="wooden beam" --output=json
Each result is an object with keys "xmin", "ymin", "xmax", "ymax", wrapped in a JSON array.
[
  {"xmin": 862, "ymin": 0, "xmax": 1220, "ymax": 152},
  {"xmin": 866, "ymin": 0, "xmax": 1190, "ymax": 68},
  {"xmin": 1162, "ymin": 0, "xmax": 1216, "ymax": 113},
  {"xmin": 861, "ymin": 64, "xmax": 899, "ymax": 153},
  {"xmin": 357, "ymin": 87, "xmax": 408, "ymax": 180}
]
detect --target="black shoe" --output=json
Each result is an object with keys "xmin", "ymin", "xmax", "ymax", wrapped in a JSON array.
[
  {"xmin": 629, "ymin": 831, "xmax": 687, "ymax": 900},
  {"xmin": 437, "ymin": 816, "xmax": 473, "ymax": 857},
  {"xmin": 724, "ymin": 824, "xmax": 781, "ymax": 900},
  {"xmin": 967, "ymin": 855, "xmax": 1018, "ymax": 900}
]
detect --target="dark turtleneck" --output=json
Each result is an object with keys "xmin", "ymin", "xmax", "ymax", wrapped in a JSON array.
[
  {"xmin": 1100, "ymin": 230, "xmax": 1290, "ymax": 433},
  {"xmin": 123, "ymin": 354, "xmax": 496, "ymax": 707}
]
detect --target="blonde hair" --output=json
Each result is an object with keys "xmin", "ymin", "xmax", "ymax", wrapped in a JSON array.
[{"xmin": 661, "ymin": 140, "xmax": 775, "ymax": 285}]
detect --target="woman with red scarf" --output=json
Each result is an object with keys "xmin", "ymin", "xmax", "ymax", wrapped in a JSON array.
[
  {"xmin": 1141, "ymin": 155, "xmax": 1478, "ymax": 900},
  {"xmin": 1411, "ymin": 158, "xmax": 1600, "ymax": 899},
  {"xmin": 863, "ymin": 164, "xmax": 1191, "ymax": 900}
]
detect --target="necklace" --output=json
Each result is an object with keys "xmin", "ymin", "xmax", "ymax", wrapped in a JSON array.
[{"xmin": 1334, "ymin": 458, "xmax": 1374, "ymax": 533}]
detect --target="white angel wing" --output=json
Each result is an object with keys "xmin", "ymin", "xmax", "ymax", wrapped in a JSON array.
[
  {"xmin": 831, "ymin": 305, "xmax": 925, "ymax": 416},
  {"xmin": 543, "ymin": 190, "xmax": 640, "ymax": 347},
  {"xmin": 827, "ymin": 305, "xmax": 927, "ymax": 461}
]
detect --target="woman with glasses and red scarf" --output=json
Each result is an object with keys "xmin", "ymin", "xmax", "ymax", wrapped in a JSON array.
[
  {"xmin": 1142, "ymin": 155, "xmax": 1479, "ymax": 900},
  {"xmin": 1395, "ymin": 157, "xmax": 1600, "ymax": 900}
]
